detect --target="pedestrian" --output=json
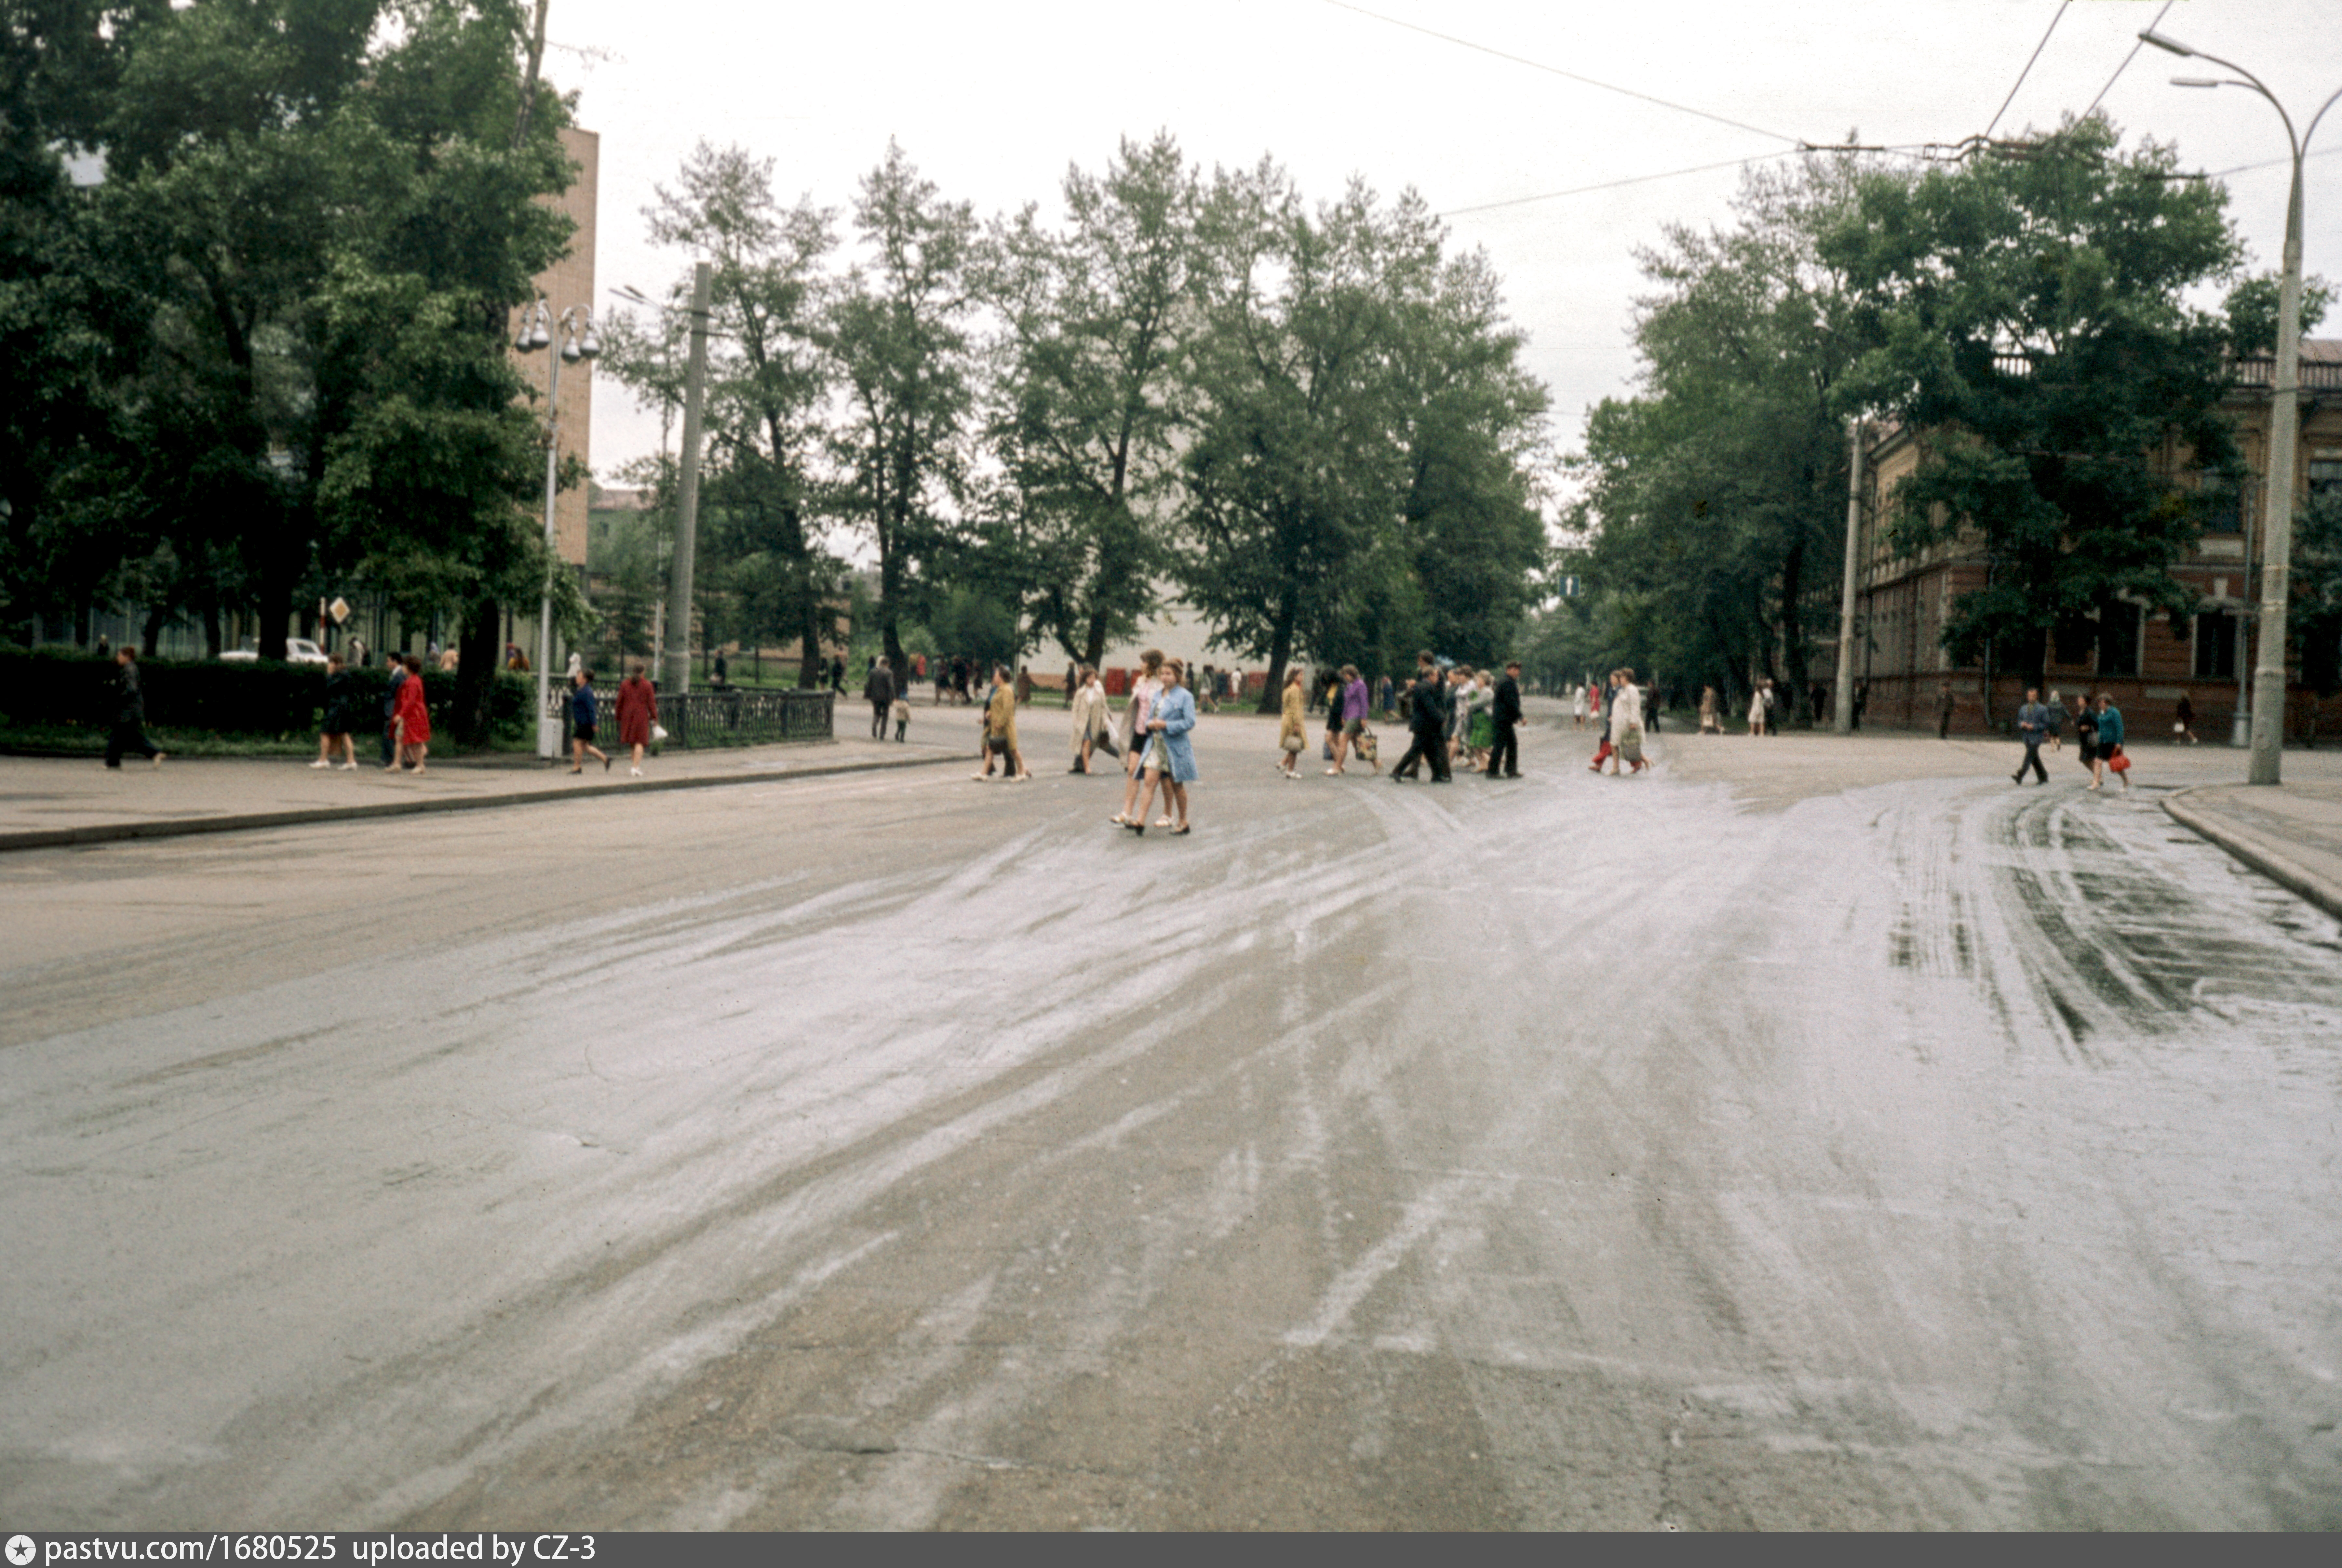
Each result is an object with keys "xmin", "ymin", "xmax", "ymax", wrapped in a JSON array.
[
  {"xmin": 616, "ymin": 661, "xmax": 658, "ymax": 777},
  {"xmin": 1321, "ymin": 672, "xmax": 1346, "ymax": 771},
  {"xmin": 1936, "ymin": 680, "xmax": 1956, "ymax": 739},
  {"xmin": 437, "ymin": 644, "xmax": 459, "ymax": 674},
  {"xmin": 977, "ymin": 662, "xmax": 1031, "ymax": 782},
  {"xmin": 1124, "ymin": 658, "xmax": 1196, "ymax": 836},
  {"xmin": 1390, "ymin": 653, "xmax": 1452, "ymax": 783},
  {"xmin": 2012, "ymin": 686, "xmax": 2051, "ymax": 786},
  {"xmin": 712, "ymin": 649, "xmax": 728, "ymax": 689},
  {"xmin": 568, "ymin": 667, "xmax": 608, "ymax": 774},
  {"xmin": 2045, "ymin": 688, "xmax": 2065, "ymax": 752},
  {"xmin": 1699, "ymin": 684, "xmax": 1721, "ymax": 734},
  {"xmin": 1747, "ymin": 680, "xmax": 1770, "ymax": 737},
  {"xmin": 2174, "ymin": 693, "xmax": 2199, "ymax": 745},
  {"xmin": 1377, "ymin": 673, "xmax": 1394, "ymax": 720},
  {"xmin": 1606, "ymin": 668, "xmax": 1647, "ymax": 775},
  {"xmin": 1068, "ymin": 664, "xmax": 1111, "ymax": 774},
  {"xmin": 393, "ymin": 653, "xmax": 431, "ymax": 774},
  {"xmin": 1341, "ymin": 664, "xmax": 1374, "ymax": 775},
  {"xmin": 863, "ymin": 656, "xmax": 894, "ymax": 740},
  {"xmin": 312, "ymin": 652, "xmax": 358, "ymax": 769},
  {"xmin": 1015, "ymin": 666, "xmax": 1034, "ymax": 706},
  {"xmin": 2073, "ymin": 691, "xmax": 2099, "ymax": 778},
  {"xmin": 1113, "ymin": 650, "xmax": 1166, "ymax": 823},
  {"xmin": 1466, "ymin": 668, "xmax": 1497, "ymax": 770},
  {"xmin": 890, "ymin": 694, "xmax": 909, "ymax": 741},
  {"xmin": 1487, "ymin": 660, "xmax": 1523, "ymax": 779},
  {"xmin": 380, "ymin": 649, "xmax": 407, "ymax": 767},
  {"xmin": 1277, "ymin": 667, "xmax": 1307, "ymax": 779},
  {"xmin": 1442, "ymin": 666, "xmax": 1471, "ymax": 768},
  {"xmin": 1574, "ymin": 684, "xmax": 1589, "ymax": 730},
  {"xmin": 103, "ymin": 646, "xmax": 164, "ymax": 769},
  {"xmin": 2092, "ymin": 693, "xmax": 2130, "ymax": 791},
  {"xmin": 829, "ymin": 653, "xmax": 845, "ymax": 695},
  {"xmin": 1851, "ymin": 681, "xmax": 1868, "ymax": 732}
]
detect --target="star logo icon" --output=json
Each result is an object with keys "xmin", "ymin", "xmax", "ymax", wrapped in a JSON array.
[{"xmin": 6, "ymin": 1535, "xmax": 35, "ymax": 1566}]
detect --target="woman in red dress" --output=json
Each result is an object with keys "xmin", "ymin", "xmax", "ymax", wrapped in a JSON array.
[
  {"xmin": 393, "ymin": 653, "xmax": 431, "ymax": 774},
  {"xmin": 615, "ymin": 661, "xmax": 658, "ymax": 777}
]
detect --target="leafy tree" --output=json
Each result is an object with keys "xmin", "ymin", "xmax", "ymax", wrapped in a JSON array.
[
  {"xmin": 1176, "ymin": 163, "xmax": 1546, "ymax": 708},
  {"xmin": 982, "ymin": 132, "xmax": 1197, "ymax": 668},
  {"xmin": 606, "ymin": 140, "xmax": 840, "ymax": 685},
  {"xmin": 819, "ymin": 141, "xmax": 976, "ymax": 682},
  {"xmin": 1825, "ymin": 117, "xmax": 2246, "ymax": 683},
  {"xmin": 1568, "ymin": 156, "xmax": 1873, "ymax": 717}
]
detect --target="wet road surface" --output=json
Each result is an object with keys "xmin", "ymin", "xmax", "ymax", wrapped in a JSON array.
[{"xmin": 4, "ymin": 711, "xmax": 2339, "ymax": 1529}]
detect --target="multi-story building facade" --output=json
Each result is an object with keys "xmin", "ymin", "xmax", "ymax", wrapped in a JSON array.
[{"xmin": 1856, "ymin": 340, "xmax": 2342, "ymax": 740}]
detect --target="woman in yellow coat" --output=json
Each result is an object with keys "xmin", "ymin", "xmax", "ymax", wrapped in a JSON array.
[
  {"xmin": 977, "ymin": 662, "xmax": 1031, "ymax": 781},
  {"xmin": 1277, "ymin": 668, "xmax": 1308, "ymax": 778}
]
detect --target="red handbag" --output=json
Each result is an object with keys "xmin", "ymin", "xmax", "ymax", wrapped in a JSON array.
[{"xmin": 2106, "ymin": 747, "xmax": 2130, "ymax": 773}]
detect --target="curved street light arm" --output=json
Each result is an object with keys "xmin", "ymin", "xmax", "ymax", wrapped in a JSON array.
[
  {"xmin": 2304, "ymin": 84, "xmax": 2342, "ymax": 156},
  {"xmin": 2187, "ymin": 47, "xmax": 2299, "ymax": 153}
]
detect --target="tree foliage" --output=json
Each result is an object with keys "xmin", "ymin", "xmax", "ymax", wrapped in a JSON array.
[{"xmin": 1825, "ymin": 117, "xmax": 2246, "ymax": 680}]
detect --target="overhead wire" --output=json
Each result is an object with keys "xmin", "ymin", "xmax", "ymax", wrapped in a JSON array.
[
  {"xmin": 1320, "ymin": 0, "xmax": 1806, "ymax": 148},
  {"xmin": 2080, "ymin": 0, "xmax": 2175, "ymax": 122},
  {"xmin": 1982, "ymin": 0, "xmax": 2072, "ymax": 141}
]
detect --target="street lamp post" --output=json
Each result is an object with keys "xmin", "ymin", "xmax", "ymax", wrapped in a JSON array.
[
  {"xmin": 2144, "ymin": 27, "xmax": 2342, "ymax": 784},
  {"xmin": 516, "ymin": 298, "xmax": 599, "ymax": 761}
]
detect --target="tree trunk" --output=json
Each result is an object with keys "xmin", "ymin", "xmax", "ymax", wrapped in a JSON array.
[
  {"xmin": 142, "ymin": 603, "xmax": 168, "ymax": 659},
  {"xmin": 1256, "ymin": 591, "xmax": 1296, "ymax": 715},
  {"xmin": 1779, "ymin": 534, "xmax": 1809, "ymax": 726},
  {"xmin": 451, "ymin": 594, "xmax": 502, "ymax": 748}
]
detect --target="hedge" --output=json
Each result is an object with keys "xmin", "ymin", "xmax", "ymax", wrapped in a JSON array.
[{"xmin": 0, "ymin": 647, "xmax": 534, "ymax": 740}]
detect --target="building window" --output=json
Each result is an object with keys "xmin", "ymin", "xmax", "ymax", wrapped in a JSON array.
[
  {"xmin": 2194, "ymin": 610, "xmax": 2238, "ymax": 681},
  {"xmin": 2310, "ymin": 459, "xmax": 2342, "ymax": 499},
  {"xmin": 2199, "ymin": 473, "xmax": 2246, "ymax": 533},
  {"xmin": 2098, "ymin": 602, "xmax": 2142, "ymax": 677}
]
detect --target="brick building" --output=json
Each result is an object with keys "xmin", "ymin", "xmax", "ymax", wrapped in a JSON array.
[{"xmin": 1856, "ymin": 340, "xmax": 2342, "ymax": 740}]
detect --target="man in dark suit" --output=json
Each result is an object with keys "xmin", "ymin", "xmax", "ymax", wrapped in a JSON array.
[
  {"xmin": 1487, "ymin": 660, "xmax": 1524, "ymax": 778},
  {"xmin": 863, "ymin": 657, "xmax": 895, "ymax": 740},
  {"xmin": 1390, "ymin": 654, "xmax": 1452, "ymax": 783}
]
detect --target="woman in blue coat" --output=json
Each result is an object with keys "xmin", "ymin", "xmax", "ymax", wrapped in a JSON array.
[
  {"xmin": 1125, "ymin": 658, "xmax": 1197, "ymax": 836},
  {"xmin": 2090, "ymin": 693, "xmax": 2128, "ymax": 791}
]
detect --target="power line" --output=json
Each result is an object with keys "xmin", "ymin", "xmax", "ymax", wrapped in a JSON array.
[
  {"xmin": 1321, "ymin": 0, "xmax": 1806, "ymax": 148},
  {"xmin": 2080, "ymin": 0, "xmax": 2174, "ymax": 122},
  {"xmin": 1983, "ymin": 0, "xmax": 2072, "ymax": 141},
  {"xmin": 1439, "ymin": 151, "xmax": 1803, "ymax": 218}
]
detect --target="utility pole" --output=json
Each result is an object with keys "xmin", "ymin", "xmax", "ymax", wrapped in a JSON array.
[
  {"xmin": 662, "ymin": 261, "xmax": 712, "ymax": 696},
  {"xmin": 1833, "ymin": 417, "xmax": 1863, "ymax": 734},
  {"xmin": 2140, "ymin": 26, "xmax": 2342, "ymax": 782}
]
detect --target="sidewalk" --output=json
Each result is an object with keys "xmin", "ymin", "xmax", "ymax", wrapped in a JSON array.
[
  {"xmin": 2163, "ymin": 779, "xmax": 2342, "ymax": 924},
  {"xmin": 0, "ymin": 732, "xmax": 969, "ymax": 852},
  {"xmin": 1662, "ymin": 726, "xmax": 2342, "ymax": 921}
]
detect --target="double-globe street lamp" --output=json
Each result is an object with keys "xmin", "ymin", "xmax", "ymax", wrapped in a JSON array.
[
  {"xmin": 517, "ymin": 297, "xmax": 599, "ymax": 760},
  {"xmin": 2143, "ymin": 27, "xmax": 2342, "ymax": 785}
]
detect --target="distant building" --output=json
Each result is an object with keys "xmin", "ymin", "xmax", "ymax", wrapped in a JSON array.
[{"xmin": 1855, "ymin": 341, "xmax": 2342, "ymax": 740}]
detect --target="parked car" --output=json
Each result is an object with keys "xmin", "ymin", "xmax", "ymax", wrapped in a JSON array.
[{"xmin": 219, "ymin": 638, "xmax": 328, "ymax": 666}]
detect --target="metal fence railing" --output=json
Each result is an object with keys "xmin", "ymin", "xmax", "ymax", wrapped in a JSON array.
[{"xmin": 556, "ymin": 685, "xmax": 836, "ymax": 749}]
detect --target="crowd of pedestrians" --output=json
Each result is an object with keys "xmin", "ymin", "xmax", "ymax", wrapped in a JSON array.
[{"xmin": 2015, "ymin": 687, "xmax": 2132, "ymax": 791}]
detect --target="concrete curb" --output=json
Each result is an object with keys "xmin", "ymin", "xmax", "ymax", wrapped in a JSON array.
[
  {"xmin": 0, "ymin": 749, "xmax": 968, "ymax": 854},
  {"xmin": 2162, "ymin": 787, "xmax": 2342, "ymax": 924}
]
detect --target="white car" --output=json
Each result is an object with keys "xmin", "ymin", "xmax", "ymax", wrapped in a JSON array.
[{"xmin": 220, "ymin": 639, "xmax": 329, "ymax": 666}]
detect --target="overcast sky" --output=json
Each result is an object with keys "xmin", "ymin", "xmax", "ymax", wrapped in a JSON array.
[{"xmin": 547, "ymin": 0, "xmax": 2342, "ymax": 483}]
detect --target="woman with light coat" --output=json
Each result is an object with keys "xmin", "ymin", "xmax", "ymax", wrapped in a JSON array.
[
  {"xmin": 1113, "ymin": 650, "xmax": 1165, "ymax": 825},
  {"xmin": 1606, "ymin": 668, "xmax": 1646, "ymax": 775},
  {"xmin": 1277, "ymin": 667, "xmax": 1307, "ymax": 778},
  {"xmin": 1125, "ymin": 658, "xmax": 1197, "ymax": 836},
  {"xmin": 1067, "ymin": 665, "xmax": 1111, "ymax": 774}
]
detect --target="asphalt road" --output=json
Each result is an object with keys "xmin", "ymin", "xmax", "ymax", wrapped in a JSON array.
[{"xmin": 4, "ymin": 705, "xmax": 2339, "ymax": 1529}]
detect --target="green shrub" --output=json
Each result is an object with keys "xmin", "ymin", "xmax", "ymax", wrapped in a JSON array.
[{"xmin": 0, "ymin": 647, "xmax": 533, "ymax": 741}]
